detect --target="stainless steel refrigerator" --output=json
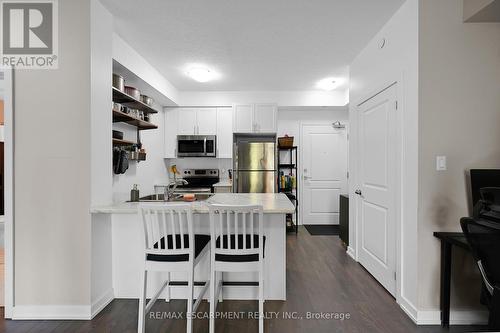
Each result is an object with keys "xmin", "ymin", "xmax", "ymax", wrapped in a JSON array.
[{"xmin": 233, "ymin": 135, "xmax": 277, "ymax": 193}]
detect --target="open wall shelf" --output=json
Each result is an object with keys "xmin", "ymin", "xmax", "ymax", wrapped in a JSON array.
[
  {"xmin": 112, "ymin": 87, "xmax": 159, "ymax": 114},
  {"xmin": 112, "ymin": 110, "xmax": 158, "ymax": 130},
  {"xmin": 278, "ymin": 146, "xmax": 298, "ymax": 233},
  {"xmin": 112, "ymin": 138, "xmax": 135, "ymax": 146}
]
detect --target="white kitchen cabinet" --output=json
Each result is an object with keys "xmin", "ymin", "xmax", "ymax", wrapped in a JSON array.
[
  {"xmin": 177, "ymin": 108, "xmax": 217, "ymax": 135},
  {"xmin": 233, "ymin": 104, "xmax": 254, "ymax": 133},
  {"xmin": 196, "ymin": 108, "xmax": 217, "ymax": 135},
  {"xmin": 164, "ymin": 108, "xmax": 178, "ymax": 158},
  {"xmin": 177, "ymin": 108, "xmax": 198, "ymax": 135},
  {"xmin": 216, "ymin": 107, "xmax": 233, "ymax": 158},
  {"xmin": 254, "ymin": 103, "xmax": 277, "ymax": 133},
  {"xmin": 233, "ymin": 103, "xmax": 277, "ymax": 133}
]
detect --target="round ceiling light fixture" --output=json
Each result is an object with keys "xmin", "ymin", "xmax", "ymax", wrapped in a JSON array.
[
  {"xmin": 186, "ymin": 66, "xmax": 216, "ymax": 83},
  {"xmin": 316, "ymin": 77, "xmax": 342, "ymax": 91}
]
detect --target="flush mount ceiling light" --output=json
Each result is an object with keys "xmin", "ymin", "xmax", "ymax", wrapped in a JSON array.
[
  {"xmin": 186, "ymin": 66, "xmax": 216, "ymax": 83},
  {"xmin": 316, "ymin": 77, "xmax": 342, "ymax": 91}
]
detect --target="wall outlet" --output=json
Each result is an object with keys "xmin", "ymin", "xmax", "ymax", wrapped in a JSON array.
[{"xmin": 436, "ymin": 156, "xmax": 447, "ymax": 171}]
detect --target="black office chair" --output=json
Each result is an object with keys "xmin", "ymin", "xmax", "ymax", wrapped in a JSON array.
[{"xmin": 461, "ymin": 217, "xmax": 500, "ymax": 329}]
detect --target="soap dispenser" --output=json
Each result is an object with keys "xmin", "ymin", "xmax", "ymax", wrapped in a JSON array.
[{"xmin": 131, "ymin": 184, "xmax": 140, "ymax": 202}]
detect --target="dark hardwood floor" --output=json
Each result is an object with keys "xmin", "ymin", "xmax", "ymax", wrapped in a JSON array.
[{"xmin": 0, "ymin": 226, "xmax": 485, "ymax": 332}]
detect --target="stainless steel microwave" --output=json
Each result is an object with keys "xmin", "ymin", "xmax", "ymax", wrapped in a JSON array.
[{"xmin": 177, "ymin": 135, "xmax": 217, "ymax": 157}]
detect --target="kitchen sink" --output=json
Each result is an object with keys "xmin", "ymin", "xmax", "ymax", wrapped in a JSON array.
[{"xmin": 137, "ymin": 193, "xmax": 213, "ymax": 202}]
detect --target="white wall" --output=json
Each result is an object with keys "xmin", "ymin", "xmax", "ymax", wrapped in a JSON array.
[
  {"xmin": 277, "ymin": 107, "xmax": 348, "ymax": 139},
  {"xmin": 177, "ymin": 90, "xmax": 348, "ymax": 107},
  {"xmin": 91, "ymin": 0, "xmax": 113, "ymax": 207},
  {"xmin": 90, "ymin": 0, "xmax": 114, "ymax": 317},
  {"xmin": 418, "ymin": 0, "xmax": 500, "ymax": 318},
  {"xmin": 14, "ymin": 0, "xmax": 92, "ymax": 311},
  {"xmin": 349, "ymin": 0, "xmax": 419, "ymax": 320},
  {"xmin": 112, "ymin": 34, "xmax": 179, "ymax": 105}
]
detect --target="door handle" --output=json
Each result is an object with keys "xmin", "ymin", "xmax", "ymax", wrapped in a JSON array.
[{"xmin": 355, "ymin": 189, "xmax": 362, "ymax": 196}]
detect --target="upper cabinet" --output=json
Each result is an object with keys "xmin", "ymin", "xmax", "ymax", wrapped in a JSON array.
[
  {"xmin": 216, "ymin": 108, "xmax": 233, "ymax": 158},
  {"xmin": 197, "ymin": 108, "xmax": 217, "ymax": 135},
  {"xmin": 233, "ymin": 103, "xmax": 277, "ymax": 133},
  {"xmin": 177, "ymin": 108, "xmax": 217, "ymax": 135},
  {"xmin": 233, "ymin": 104, "xmax": 254, "ymax": 133},
  {"xmin": 254, "ymin": 103, "xmax": 277, "ymax": 133}
]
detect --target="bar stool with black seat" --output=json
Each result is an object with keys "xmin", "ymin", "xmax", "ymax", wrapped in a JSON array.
[
  {"xmin": 207, "ymin": 204, "xmax": 265, "ymax": 333},
  {"xmin": 138, "ymin": 203, "xmax": 211, "ymax": 333},
  {"xmin": 461, "ymin": 217, "xmax": 500, "ymax": 330}
]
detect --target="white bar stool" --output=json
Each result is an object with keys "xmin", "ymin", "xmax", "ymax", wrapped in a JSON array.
[
  {"xmin": 138, "ymin": 203, "xmax": 211, "ymax": 333},
  {"xmin": 207, "ymin": 204, "xmax": 265, "ymax": 333}
]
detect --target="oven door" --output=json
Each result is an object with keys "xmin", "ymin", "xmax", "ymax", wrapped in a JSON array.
[{"xmin": 177, "ymin": 136, "xmax": 206, "ymax": 157}]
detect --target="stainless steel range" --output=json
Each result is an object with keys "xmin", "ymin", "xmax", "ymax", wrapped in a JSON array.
[{"xmin": 176, "ymin": 169, "xmax": 220, "ymax": 193}]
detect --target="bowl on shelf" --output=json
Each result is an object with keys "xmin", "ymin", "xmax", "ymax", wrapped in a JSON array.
[
  {"xmin": 112, "ymin": 74, "xmax": 124, "ymax": 91},
  {"xmin": 124, "ymin": 86, "xmax": 140, "ymax": 100},
  {"xmin": 140, "ymin": 94, "xmax": 154, "ymax": 106},
  {"xmin": 112, "ymin": 130, "xmax": 123, "ymax": 140}
]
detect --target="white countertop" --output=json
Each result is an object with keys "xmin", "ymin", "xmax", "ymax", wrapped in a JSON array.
[
  {"xmin": 90, "ymin": 193, "xmax": 294, "ymax": 214},
  {"xmin": 213, "ymin": 180, "xmax": 233, "ymax": 187}
]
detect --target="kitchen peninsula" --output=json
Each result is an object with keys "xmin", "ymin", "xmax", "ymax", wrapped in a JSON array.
[{"xmin": 91, "ymin": 193, "xmax": 294, "ymax": 301}]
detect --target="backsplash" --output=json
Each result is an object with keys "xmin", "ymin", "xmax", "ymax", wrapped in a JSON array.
[{"xmin": 165, "ymin": 157, "xmax": 232, "ymax": 180}]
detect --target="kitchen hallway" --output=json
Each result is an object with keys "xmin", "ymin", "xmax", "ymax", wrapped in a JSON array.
[{"xmin": 0, "ymin": 228, "xmax": 477, "ymax": 333}]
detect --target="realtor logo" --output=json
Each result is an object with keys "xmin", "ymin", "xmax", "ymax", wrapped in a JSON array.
[{"xmin": 1, "ymin": 0, "xmax": 58, "ymax": 69}]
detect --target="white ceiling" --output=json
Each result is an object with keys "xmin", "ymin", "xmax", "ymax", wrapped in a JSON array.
[{"xmin": 101, "ymin": 0, "xmax": 405, "ymax": 91}]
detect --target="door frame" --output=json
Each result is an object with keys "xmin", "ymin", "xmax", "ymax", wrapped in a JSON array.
[
  {"xmin": 2, "ymin": 68, "xmax": 14, "ymax": 317},
  {"xmin": 299, "ymin": 122, "xmax": 349, "ymax": 226},
  {"xmin": 353, "ymin": 80, "xmax": 403, "ymax": 305}
]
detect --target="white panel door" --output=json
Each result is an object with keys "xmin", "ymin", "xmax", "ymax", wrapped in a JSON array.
[
  {"xmin": 177, "ymin": 108, "xmax": 197, "ymax": 135},
  {"xmin": 356, "ymin": 84, "xmax": 397, "ymax": 296},
  {"xmin": 302, "ymin": 124, "xmax": 347, "ymax": 225},
  {"xmin": 196, "ymin": 108, "xmax": 217, "ymax": 135},
  {"xmin": 254, "ymin": 103, "xmax": 277, "ymax": 133},
  {"xmin": 233, "ymin": 104, "xmax": 254, "ymax": 133},
  {"xmin": 216, "ymin": 107, "xmax": 233, "ymax": 158}
]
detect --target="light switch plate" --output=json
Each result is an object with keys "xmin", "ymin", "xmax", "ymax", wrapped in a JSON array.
[{"xmin": 436, "ymin": 156, "xmax": 447, "ymax": 171}]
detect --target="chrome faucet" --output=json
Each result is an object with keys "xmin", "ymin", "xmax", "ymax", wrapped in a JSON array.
[{"xmin": 165, "ymin": 178, "xmax": 188, "ymax": 200}]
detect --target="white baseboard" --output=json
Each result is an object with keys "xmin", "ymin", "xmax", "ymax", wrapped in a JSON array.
[
  {"xmin": 399, "ymin": 298, "xmax": 418, "ymax": 324},
  {"xmin": 417, "ymin": 310, "xmax": 488, "ymax": 325},
  {"xmin": 346, "ymin": 246, "xmax": 356, "ymax": 260},
  {"xmin": 91, "ymin": 288, "xmax": 114, "ymax": 319},
  {"xmin": 12, "ymin": 305, "xmax": 91, "ymax": 320}
]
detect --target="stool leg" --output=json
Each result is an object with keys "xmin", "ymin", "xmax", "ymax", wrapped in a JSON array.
[
  {"xmin": 187, "ymin": 267, "xmax": 194, "ymax": 333},
  {"xmin": 138, "ymin": 270, "xmax": 147, "ymax": 333},
  {"xmin": 259, "ymin": 267, "xmax": 264, "ymax": 333},
  {"xmin": 219, "ymin": 272, "xmax": 223, "ymax": 303},
  {"xmin": 209, "ymin": 268, "xmax": 217, "ymax": 333},
  {"xmin": 165, "ymin": 272, "xmax": 170, "ymax": 302}
]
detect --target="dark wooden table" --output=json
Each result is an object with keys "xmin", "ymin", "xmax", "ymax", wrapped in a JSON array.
[{"xmin": 433, "ymin": 232, "xmax": 471, "ymax": 328}]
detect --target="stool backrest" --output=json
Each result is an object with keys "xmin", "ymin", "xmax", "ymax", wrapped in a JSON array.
[
  {"xmin": 139, "ymin": 204, "xmax": 194, "ymax": 259},
  {"xmin": 208, "ymin": 204, "xmax": 264, "ymax": 259},
  {"xmin": 461, "ymin": 217, "xmax": 500, "ymax": 293}
]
